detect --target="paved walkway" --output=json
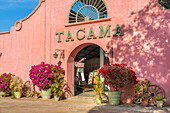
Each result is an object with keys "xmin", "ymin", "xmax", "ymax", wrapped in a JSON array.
[{"xmin": 0, "ymin": 96, "xmax": 170, "ymax": 113}]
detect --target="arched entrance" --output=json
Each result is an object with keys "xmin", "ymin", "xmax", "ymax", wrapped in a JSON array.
[{"xmin": 67, "ymin": 43, "xmax": 108, "ymax": 96}]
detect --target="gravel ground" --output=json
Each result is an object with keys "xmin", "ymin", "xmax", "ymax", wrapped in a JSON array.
[{"xmin": 0, "ymin": 97, "xmax": 169, "ymax": 113}]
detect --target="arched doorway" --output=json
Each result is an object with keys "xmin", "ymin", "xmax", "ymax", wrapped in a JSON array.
[
  {"xmin": 73, "ymin": 44, "xmax": 108, "ymax": 96},
  {"xmin": 67, "ymin": 43, "xmax": 109, "ymax": 96}
]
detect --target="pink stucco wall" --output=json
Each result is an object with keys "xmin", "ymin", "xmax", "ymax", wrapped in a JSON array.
[{"xmin": 0, "ymin": 0, "xmax": 169, "ymax": 99}]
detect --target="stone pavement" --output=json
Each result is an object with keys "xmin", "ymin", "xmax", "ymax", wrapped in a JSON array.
[{"xmin": 0, "ymin": 96, "xmax": 170, "ymax": 113}]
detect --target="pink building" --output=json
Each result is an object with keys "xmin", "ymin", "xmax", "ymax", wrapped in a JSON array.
[{"xmin": 0, "ymin": 0, "xmax": 169, "ymax": 101}]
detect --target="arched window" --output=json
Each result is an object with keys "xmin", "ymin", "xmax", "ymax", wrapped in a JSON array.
[{"xmin": 68, "ymin": 0, "xmax": 108, "ymax": 24}]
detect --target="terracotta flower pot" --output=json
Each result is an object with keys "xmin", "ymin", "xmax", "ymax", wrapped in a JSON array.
[
  {"xmin": 142, "ymin": 100, "xmax": 148, "ymax": 107},
  {"xmin": 34, "ymin": 94, "xmax": 38, "ymax": 99},
  {"xmin": 126, "ymin": 98, "xmax": 132, "ymax": 104}
]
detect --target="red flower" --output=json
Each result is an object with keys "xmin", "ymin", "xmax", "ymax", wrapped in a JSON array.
[
  {"xmin": 117, "ymin": 71, "xmax": 121, "ymax": 74},
  {"xmin": 98, "ymin": 63, "xmax": 137, "ymax": 91},
  {"xmin": 107, "ymin": 70, "xmax": 111, "ymax": 75}
]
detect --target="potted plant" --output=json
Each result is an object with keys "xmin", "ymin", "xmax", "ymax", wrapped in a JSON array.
[
  {"xmin": 0, "ymin": 73, "xmax": 15, "ymax": 97},
  {"xmin": 30, "ymin": 91, "xmax": 40, "ymax": 99},
  {"xmin": 51, "ymin": 74, "xmax": 66, "ymax": 101},
  {"xmin": 122, "ymin": 94, "xmax": 133, "ymax": 104},
  {"xmin": 134, "ymin": 79, "xmax": 151, "ymax": 106},
  {"xmin": 141, "ymin": 95, "xmax": 149, "ymax": 107},
  {"xmin": 0, "ymin": 91, "xmax": 6, "ymax": 97},
  {"xmin": 156, "ymin": 96, "xmax": 166, "ymax": 108},
  {"xmin": 89, "ymin": 75, "xmax": 107, "ymax": 104},
  {"xmin": 99, "ymin": 64, "xmax": 137, "ymax": 105},
  {"xmin": 10, "ymin": 76, "xmax": 23, "ymax": 99},
  {"xmin": 29, "ymin": 62, "xmax": 65, "ymax": 99}
]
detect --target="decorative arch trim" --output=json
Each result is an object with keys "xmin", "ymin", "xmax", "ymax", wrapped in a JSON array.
[{"xmin": 14, "ymin": 0, "xmax": 45, "ymax": 31}]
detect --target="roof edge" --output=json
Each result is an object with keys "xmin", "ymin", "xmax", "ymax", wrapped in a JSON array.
[{"xmin": 0, "ymin": 31, "xmax": 10, "ymax": 35}]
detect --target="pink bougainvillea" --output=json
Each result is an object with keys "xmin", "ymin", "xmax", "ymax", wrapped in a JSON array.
[
  {"xmin": 29, "ymin": 62, "xmax": 65, "ymax": 90},
  {"xmin": 0, "ymin": 73, "xmax": 15, "ymax": 95}
]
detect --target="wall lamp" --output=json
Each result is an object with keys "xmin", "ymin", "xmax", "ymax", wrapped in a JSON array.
[
  {"xmin": 104, "ymin": 51, "xmax": 109, "ymax": 58},
  {"xmin": 104, "ymin": 51, "xmax": 110, "ymax": 65},
  {"xmin": 53, "ymin": 49, "xmax": 65, "ymax": 59},
  {"xmin": 157, "ymin": 0, "xmax": 170, "ymax": 9}
]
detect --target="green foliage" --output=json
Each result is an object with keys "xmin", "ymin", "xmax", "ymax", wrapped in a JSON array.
[
  {"xmin": 10, "ymin": 76, "xmax": 23, "ymax": 93},
  {"xmin": 134, "ymin": 79, "xmax": 151, "ymax": 100},
  {"xmin": 30, "ymin": 91, "xmax": 40, "ymax": 97},
  {"xmin": 89, "ymin": 76, "xmax": 107, "ymax": 99},
  {"xmin": 0, "ymin": 91, "xmax": 6, "ymax": 97},
  {"xmin": 51, "ymin": 74, "xmax": 66, "ymax": 97},
  {"xmin": 156, "ymin": 95, "xmax": 166, "ymax": 101},
  {"xmin": 142, "ymin": 95, "xmax": 149, "ymax": 101},
  {"xmin": 134, "ymin": 79, "xmax": 151, "ymax": 94}
]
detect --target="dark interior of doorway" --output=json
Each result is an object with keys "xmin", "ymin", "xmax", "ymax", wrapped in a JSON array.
[{"xmin": 74, "ymin": 44, "xmax": 107, "ymax": 96}]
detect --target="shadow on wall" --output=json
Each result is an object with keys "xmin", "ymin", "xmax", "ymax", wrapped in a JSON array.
[
  {"xmin": 107, "ymin": 0, "xmax": 170, "ymax": 97},
  {"xmin": 62, "ymin": 84, "xmax": 73, "ymax": 99}
]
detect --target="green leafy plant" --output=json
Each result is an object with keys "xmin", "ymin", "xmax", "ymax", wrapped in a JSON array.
[
  {"xmin": 133, "ymin": 94, "xmax": 143, "ymax": 104},
  {"xmin": 142, "ymin": 95, "xmax": 149, "ymax": 101},
  {"xmin": 51, "ymin": 74, "xmax": 66, "ymax": 97},
  {"xmin": 134, "ymin": 79, "xmax": 151, "ymax": 94},
  {"xmin": 156, "ymin": 95, "xmax": 166, "ymax": 101},
  {"xmin": 134, "ymin": 79, "xmax": 151, "ymax": 102},
  {"xmin": 89, "ymin": 75, "xmax": 107, "ymax": 99},
  {"xmin": 30, "ymin": 91, "xmax": 40, "ymax": 97},
  {"xmin": 10, "ymin": 76, "xmax": 23, "ymax": 92}
]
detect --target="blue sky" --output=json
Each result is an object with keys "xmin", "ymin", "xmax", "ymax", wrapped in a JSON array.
[{"xmin": 0, "ymin": 0, "xmax": 39, "ymax": 32}]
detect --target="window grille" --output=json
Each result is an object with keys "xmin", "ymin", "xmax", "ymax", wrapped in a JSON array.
[{"xmin": 68, "ymin": 0, "xmax": 108, "ymax": 24}]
